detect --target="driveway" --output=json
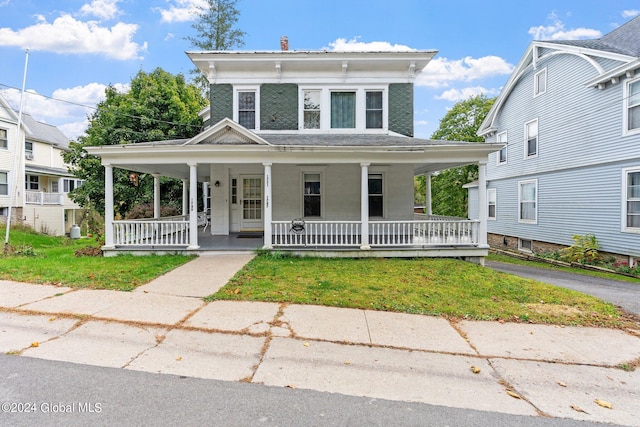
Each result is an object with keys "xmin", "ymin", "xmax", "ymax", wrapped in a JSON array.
[{"xmin": 486, "ymin": 261, "xmax": 640, "ymax": 317}]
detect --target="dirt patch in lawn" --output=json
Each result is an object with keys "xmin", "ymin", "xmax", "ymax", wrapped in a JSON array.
[{"xmin": 526, "ymin": 303, "xmax": 583, "ymax": 316}]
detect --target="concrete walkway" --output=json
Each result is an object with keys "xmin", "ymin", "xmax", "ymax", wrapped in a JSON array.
[{"xmin": 1, "ymin": 255, "xmax": 640, "ymax": 426}]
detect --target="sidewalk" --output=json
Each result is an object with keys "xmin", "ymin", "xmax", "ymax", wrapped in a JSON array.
[{"xmin": 1, "ymin": 254, "xmax": 639, "ymax": 426}]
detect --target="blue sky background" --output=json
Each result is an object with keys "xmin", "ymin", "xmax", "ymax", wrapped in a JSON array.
[{"xmin": 0, "ymin": 0, "xmax": 638, "ymax": 140}]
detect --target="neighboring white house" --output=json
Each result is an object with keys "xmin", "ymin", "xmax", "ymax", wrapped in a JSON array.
[
  {"xmin": 0, "ymin": 93, "xmax": 84, "ymax": 236},
  {"xmin": 86, "ymin": 42, "xmax": 501, "ymax": 262},
  {"xmin": 468, "ymin": 17, "xmax": 640, "ymax": 263}
]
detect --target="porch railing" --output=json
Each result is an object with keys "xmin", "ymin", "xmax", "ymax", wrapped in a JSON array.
[
  {"xmin": 113, "ymin": 218, "xmax": 190, "ymax": 246},
  {"xmin": 272, "ymin": 219, "xmax": 478, "ymax": 248},
  {"xmin": 25, "ymin": 191, "xmax": 63, "ymax": 205}
]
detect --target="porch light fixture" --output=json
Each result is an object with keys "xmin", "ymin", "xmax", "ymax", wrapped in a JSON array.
[{"xmin": 214, "ymin": 181, "xmax": 220, "ymax": 187}]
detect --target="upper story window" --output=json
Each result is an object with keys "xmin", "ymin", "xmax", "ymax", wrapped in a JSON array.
[
  {"xmin": 0, "ymin": 171, "xmax": 8, "ymax": 195},
  {"xmin": 0, "ymin": 129, "xmax": 7, "ymax": 149},
  {"xmin": 623, "ymin": 167, "xmax": 640, "ymax": 232},
  {"xmin": 525, "ymin": 119, "xmax": 538, "ymax": 158},
  {"xmin": 63, "ymin": 178, "xmax": 83, "ymax": 193},
  {"xmin": 496, "ymin": 131, "xmax": 507, "ymax": 164},
  {"xmin": 366, "ymin": 91, "xmax": 383, "ymax": 129},
  {"xmin": 303, "ymin": 90, "xmax": 321, "ymax": 129},
  {"xmin": 518, "ymin": 179, "xmax": 537, "ymax": 224},
  {"xmin": 626, "ymin": 78, "xmax": 640, "ymax": 134},
  {"xmin": 25, "ymin": 141, "xmax": 33, "ymax": 160},
  {"xmin": 368, "ymin": 173, "xmax": 384, "ymax": 217},
  {"xmin": 303, "ymin": 172, "xmax": 322, "ymax": 217},
  {"xmin": 237, "ymin": 91, "xmax": 256, "ymax": 129},
  {"xmin": 331, "ymin": 92, "xmax": 356, "ymax": 128},
  {"xmin": 25, "ymin": 175, "xmax": 39, "ymax": 191},
  {"xmin": 487, "ymin": 188, "xmax": 497, "ymax": 220},
  {"xmin": 534, "ymin": 68, "xmax": 546, "ymax": 97}
]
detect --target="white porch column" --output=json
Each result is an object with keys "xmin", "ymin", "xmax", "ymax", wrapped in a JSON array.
[
  {"xmin": 360, "ymin": 163, "xmax": 370, "ymax": 250},
  {"xmin": 187, "ymin": 163, "xmax": 199, "ymax": 249},
  {"xmin": 478, "ymin": 161, "xmax": 488, "ymax": 247},
  {"xmin": 425, "ymin": 173, "xmax": 432, "ymax": 216},
  {"xmin": 181, "ymin": 179, "xmax": 188, "ymax": 216},
  {"xmin": 104, "ymin": 163, "xmax": 114, "ymax": 248},
  {"xmin": 153, "ymin": 173, "xmax": 160, "ymax": 219},
  {"xmin": 263, "ymin": 163, "xmax": 273, "ymax": 249}
]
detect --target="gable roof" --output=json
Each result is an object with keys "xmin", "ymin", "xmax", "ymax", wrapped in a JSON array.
[
  {"xmin": 183, "ymin": 117, "xmax": 271, "ymax": 146},
  {"xmin": 22, "ymin": 114, "xmax": 70, "ymax": 149}
]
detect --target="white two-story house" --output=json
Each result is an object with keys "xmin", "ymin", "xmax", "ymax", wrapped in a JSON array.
[{"xmin": 0, "ymin": 93, "xmax": 83, "ymax": 236}]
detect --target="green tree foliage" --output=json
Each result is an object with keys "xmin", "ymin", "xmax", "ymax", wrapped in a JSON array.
[
  {"xmin": 63, "ymin": 68, "xmax": 207, "ymax": 218},
  {"xmin": 415, "ymin": 95, "xmax": 495, "ymax": 217},
  {"xmin": 185, "ymin": 0, "xmax": 246, "ymax": 94}
]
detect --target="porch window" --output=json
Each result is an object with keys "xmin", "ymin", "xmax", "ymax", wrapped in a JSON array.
[
  {"xmin": 331, "ymin": 92, "xmax": 356, "ymax": 128},
  {"xmin": 303, "ymin": 173, "xmax": 321, "ymax": 217},
  {"xmin": 25, "ymin": 141, "xmax": 33, "ymax": 160},
  {"xmin": 25, "ymin": 175, "xmax": 39, "ymax": 191},
  {"xmin": 0, "ymin": 171, "xmax": 8, "ymax": 195},
  {"xmin": 518, "ymin": 179, "xmax": 537, "ymax": 223},
  {"xmin": 366, "ymin": 91, "xmax": 383, "ymax": 129},
  {"xmin": 496, "ymin": 131, "xmax": 507, "ymax": 164},
  {"xmin": 534, "ymin": 68, "xmax": 546, "ymax": 96},
  {"xmin": 231, "ymin": 178, "xmax": 238, "ymax": 204},
  {"xmin": 238, "ymin": 91, "xmax": 256, "ymax": 129},
  {"xmin": 627, "ymin": 79, "xmax": 640, "ymax": 133},
  {"xmin": 488, "ymin": 188, "xmax": 496, "ymax": 220},
  {"xmin": 368, "ymin": 173, "xmax": 383, "ymax": 217},
  {"xmin": 623, "ymin": 168, "xmax": 640, "ymax": 231},
  {"xmin": 0, "ymin": 129, "xmax": 7, "ymax": 149},
  {"xmin": 303, "ymin": 90, "xmax": 321, "ymax": 129},
  {"xmin": 525, "ymin": 119, "xmax": 538, "ymax": 158}
]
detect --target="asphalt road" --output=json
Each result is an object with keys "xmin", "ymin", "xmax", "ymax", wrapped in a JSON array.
[
  {"xmin": 487, "ymin": 261, "xmax": 640, "ymax": 317},
  {"xmin": 0, "ymin": 355, "xmax": 608, "ymax": 427}
]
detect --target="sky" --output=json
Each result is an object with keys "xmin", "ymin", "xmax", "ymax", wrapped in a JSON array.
[{"xmin": 0, "ymin": 0, "xmax": 638, "ymax": 141}]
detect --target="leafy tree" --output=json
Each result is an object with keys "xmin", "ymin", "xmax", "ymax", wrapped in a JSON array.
[
  {"xmin": 64, "ymin": 68, "xmax": 207, "ymax": 218},
  {"xmin": 185, "ymin": 0, "xmax": 246, "ymax": 94},
  {"xmin": 415, "ymin": 94, "xmax": 495, "ymax": 217}
]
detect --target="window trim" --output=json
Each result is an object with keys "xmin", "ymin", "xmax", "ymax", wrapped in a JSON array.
[
  {"xmin": 622, "ymin": 167, "xmax": 640, "ymax": 233},
  {"xmin": 534, "ymin": 67, "xmax": 547, "ymax": 97},
  {"xmin": 25, "ymin": 141, "xmax": 34, "ymax": 160},
  {"xmin": 487, "ymin": 188, "xmax": 497, "ymax": 220},
  {"xmin": 233, "ymin": 86, "xmax": 260, "ymax": 130},
  {"xmin": 496, "ymin": 130, "xmax": 507, "ymax": 165},
  {"xmin": 518, "ymin": 179, "xmax": 538, "ymax": 224},
  {"xmin": 25, "ymin": 174, "xmax": 40, "ymax": 191},
  {"xmin": 524, "ymin": 118, "xmax": 538, "ymax": 159},
  {"xmin": 302, "ymin": 89, "xmax": 321, "ymax": 130},
  {"xmin": 518, "ymin": 238, "xmax": 533, "ymax": 253},
  {"xmin": 301, "ymin": 170, "xmax": 324, "ymax": 219},
  {"xmin": 365, "ymin": 90, "xmax": 384, "ymax": 129},
  {"xmin": 624, "ymin": 77, "xmax": 640, "ymax": 136},
  {"xmin": 0, "ymin": 128, "xmax": 8, "ymax": 150}
]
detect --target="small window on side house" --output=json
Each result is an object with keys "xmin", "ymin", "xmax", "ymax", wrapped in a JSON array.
[
  {"xmin": 519, "ymin": 238, "xmax": 533, "ymax": 253},
  {"xmin": 487, "ymin": 188, "xmax": 496, "ymax": 220},
  {"xmin": 0, "ymin": 129, "xmax": 7, "ymax": 149},
  {"xmin": 365, "ymin": 91, "xmax": 383, "ymax": 129},
  {"xmin": 303, "ymin": 173, "xmax": 321, "ymax": 217},
  {"xmin": 368, "ymin": 173, "xmax": 383, "ymax": 217},
  {"xmin": 237, "ymin": 91, "xmax": 256, "ymax": 129},
  {"xmin": 496, "ymin": 131, "xmax": 507, "ymax": 164},
  {"xmin": 25, "ymin": 141, "xmax": 33, "ymax": 160},
  {"xmin": 534, "ymin": 68, "xmax": 546, "ymax": 96},
  {"xmin": 525, "ymin": 119, "xmax": 538, "ymax": 158},
  {"xmin": 627, "ymin": 79, "xmax": 640, "ymax": 133},
  {"xmin": 0, "ymin": 171, "xmax": 8, "ymax": 195},
  {"xmin": 624, "ymin": 168, "xmax": 640, "ymax": 231},
  {"xmin": 303, "ymin": 90, "xmax": 321, "ymax": 129}
]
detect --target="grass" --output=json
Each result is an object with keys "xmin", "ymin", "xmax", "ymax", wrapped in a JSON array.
[
  {"xmin": 207, "ymin": 253, "xmax": 636, "ymax": 328},
  {"xmin": 0, "ymin": 226, "xmax": 193, "ymax": 291},
  {"xmin": 487, "ymin": 253, "xmax": 640, "ymax": 285}
]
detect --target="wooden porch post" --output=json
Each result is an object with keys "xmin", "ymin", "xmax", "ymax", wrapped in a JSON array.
[
  {"xmin": 360, "ymin": 163, "xmax": 370, "ymax": 250},
  {"xmin": 181, "ymin": 179, "xmax": 188, "ymax": 216},
  {"xmin": 263, "ymin": 162, "xmax": 272, "ymax": 249},
  {"xmin": 187, "ymin": 163, "xmax": 199, "ymax": 249},
  {"xmin": 104, "ymin": 163, "xmax": 114, "ymax": 248},
  {"xmin": 153, "ymin": 173, "xmax": 160, "ymax": 219},
  {"xmin": 425, "ymin": 173, "xmax": 432, "ymax": 216},
  {"xmin": 478, "ymin": 161, "xmax": 488, "ymax": 247}
]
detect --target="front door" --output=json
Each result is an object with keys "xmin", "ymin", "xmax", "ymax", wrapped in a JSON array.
[{"xmin": 240, "ymin": 176, "xmax": 263, "ymax": 231}]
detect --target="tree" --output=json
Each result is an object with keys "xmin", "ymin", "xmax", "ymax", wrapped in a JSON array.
[
  {"xmin": 185, "ymin": 0, "xmax": 246, "ymax": 94},
  {"xmin": 415, "ymin": 94, "xmax": 495, "ymax": 217},
  {"xmin": 64, "ymin": 68, "xmax": 207, "ymax": 218}
]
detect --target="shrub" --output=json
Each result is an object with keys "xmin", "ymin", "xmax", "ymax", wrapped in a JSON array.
[
  {"xmin": 125, "ymin": 203, "xmax": 181, "ymax": 219},
  {"xmin": 559, "ymin": 234, "xmax": 600, "ymax": 265}
]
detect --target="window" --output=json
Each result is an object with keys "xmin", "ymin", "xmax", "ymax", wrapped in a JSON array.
[
  {"xmin": 63, "ymin": 178, "xmax": 83, "ymax": 193},
  {"xmin": 519, "ymin": 180, "xmax": 537, "ymax": 223},
  {"xmin": 231, "ymin": 178, "xmax": 238, "ymax": 204},
  {"xmin": 525, "ymin": 119, "xmax": 538, "ymax": 158},
  {"xmin": 0, "ymin": 171, "xmax": 8, "ymax": 195},
  {"xmin": 519, "ymin": 238, "xmax": 533, "ymax": 253},
  {"xmin": 51, "ymin": 180, "xmax": 59, "ymax": 193},
  {"xmin": 368, "ymin": 174, "xmax": 383, "ymax": 217},
  {"xmin": 25, "ymin": 141, "xmax": 33, "ymax": 160},
  {"xmin": 534, "ymin": 68, "xmax": 546, "ymax": 96},
  {"xmin": 496, "ymin": 131, "xmax": 507, "ymax": 164},
  {"xmin": 366, "ymin": 91, "xmax": 383, "ymax": 129},
  {"xmin": 25, "ymin": 175, "xmax": 39, "ymax": 191},
  {"xmin": 623, "ymin": 168, "xmax": 640, "ymax": 231},
  {"xmin": 627, "ymin": 79, "xmax": 640, "ymax": 133},
  {"xmin": 303, "ymin": 173, "xmax": 321, "ymax": 217},
  {"xmin": 0, "ymin": 129, "xmax": 7, "ymax": 149},
  {"xmin": 487, "ymin": 188, "xmax": 496, "ymax": 220},
  {"xmin": 331, "ymin": 92, "xmax": 356, "ymax": 128},
  {"xmin": 303, "ymin": 90, "xmax": 321, "ymax": 129},
  {"xmin": 237, "ymin": 91, "xmax": 256, "ymax": 129}
]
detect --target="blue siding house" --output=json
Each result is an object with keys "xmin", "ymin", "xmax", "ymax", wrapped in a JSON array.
[{"xmin": 470, "ymin": 16, "xmax": 640, "ymax": 263}]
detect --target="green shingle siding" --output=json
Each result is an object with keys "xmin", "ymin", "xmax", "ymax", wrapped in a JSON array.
[
  {"xmin": 260, "ymin": 83, "xmax": 298, "ymax": 130},
  {"xmin": 388, "ymin": 83, "xmax": 413, "ymax": 137},
  {"xmin": 209, "ymin": 84, "xmax": 233, "ymax": 124}
]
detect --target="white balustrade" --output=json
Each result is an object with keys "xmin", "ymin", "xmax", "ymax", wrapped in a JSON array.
[
  {"xmin": 113, "ymin": 219, "xmax": 190, "ymax": 246},
  {"xmin": 25, "ymin": 191, "xmax": 63, "ymax": 205}
]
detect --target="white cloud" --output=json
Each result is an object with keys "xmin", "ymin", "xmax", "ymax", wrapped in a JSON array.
[
  {"xmin": 528, "ymin": 13, "xmax": 601, "ymax": 40},
  {"xmin": 79, "ymin": 0, "xmax": 121, "ymax": 20},
  {"xmin": 156, "ymin": 0, "xmax": 208, "ymax": 23},
  {"xmin": 417, "ymin": 56, "xmax": 514, "ymax": 88},
  {"xmin": 414, "ymin": 120, "xmax": 429, "ymax": 126},
  {"xmin": 0, "ymin": 14, "xmax": 146, "ymax": 60},
  {"xmin": 622, "ymin": 9, "xmax": 640, "ymax": 18},
  {"xmin": 325, "ymin": 37, "xmax": 416, "ymax": 52},
  {"xmin": 435, "ymin": 86, "xmax": 498, "ymax": 102},
  {"xmin": 165, "ymin": 33, "xmax": 175, "ymax": 41}
]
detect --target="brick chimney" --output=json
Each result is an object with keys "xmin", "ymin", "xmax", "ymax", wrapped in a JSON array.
[{"xmin": 280, "ymin": 36, "xmax": 289, "ymax": 51}]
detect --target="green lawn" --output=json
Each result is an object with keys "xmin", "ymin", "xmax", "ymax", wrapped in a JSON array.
[
  {"xmin": 208, "ymin": 253, "xmax": 635, "ymax": 328},
  {"xmin": 0, "ymin": 226, "xmax": 193, "ymax": 291}
]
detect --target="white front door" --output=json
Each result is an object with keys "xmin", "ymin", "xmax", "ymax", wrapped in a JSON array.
[{"xmin": 240, "ymin": 175, "xmax": 263, "ymax": 231}]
